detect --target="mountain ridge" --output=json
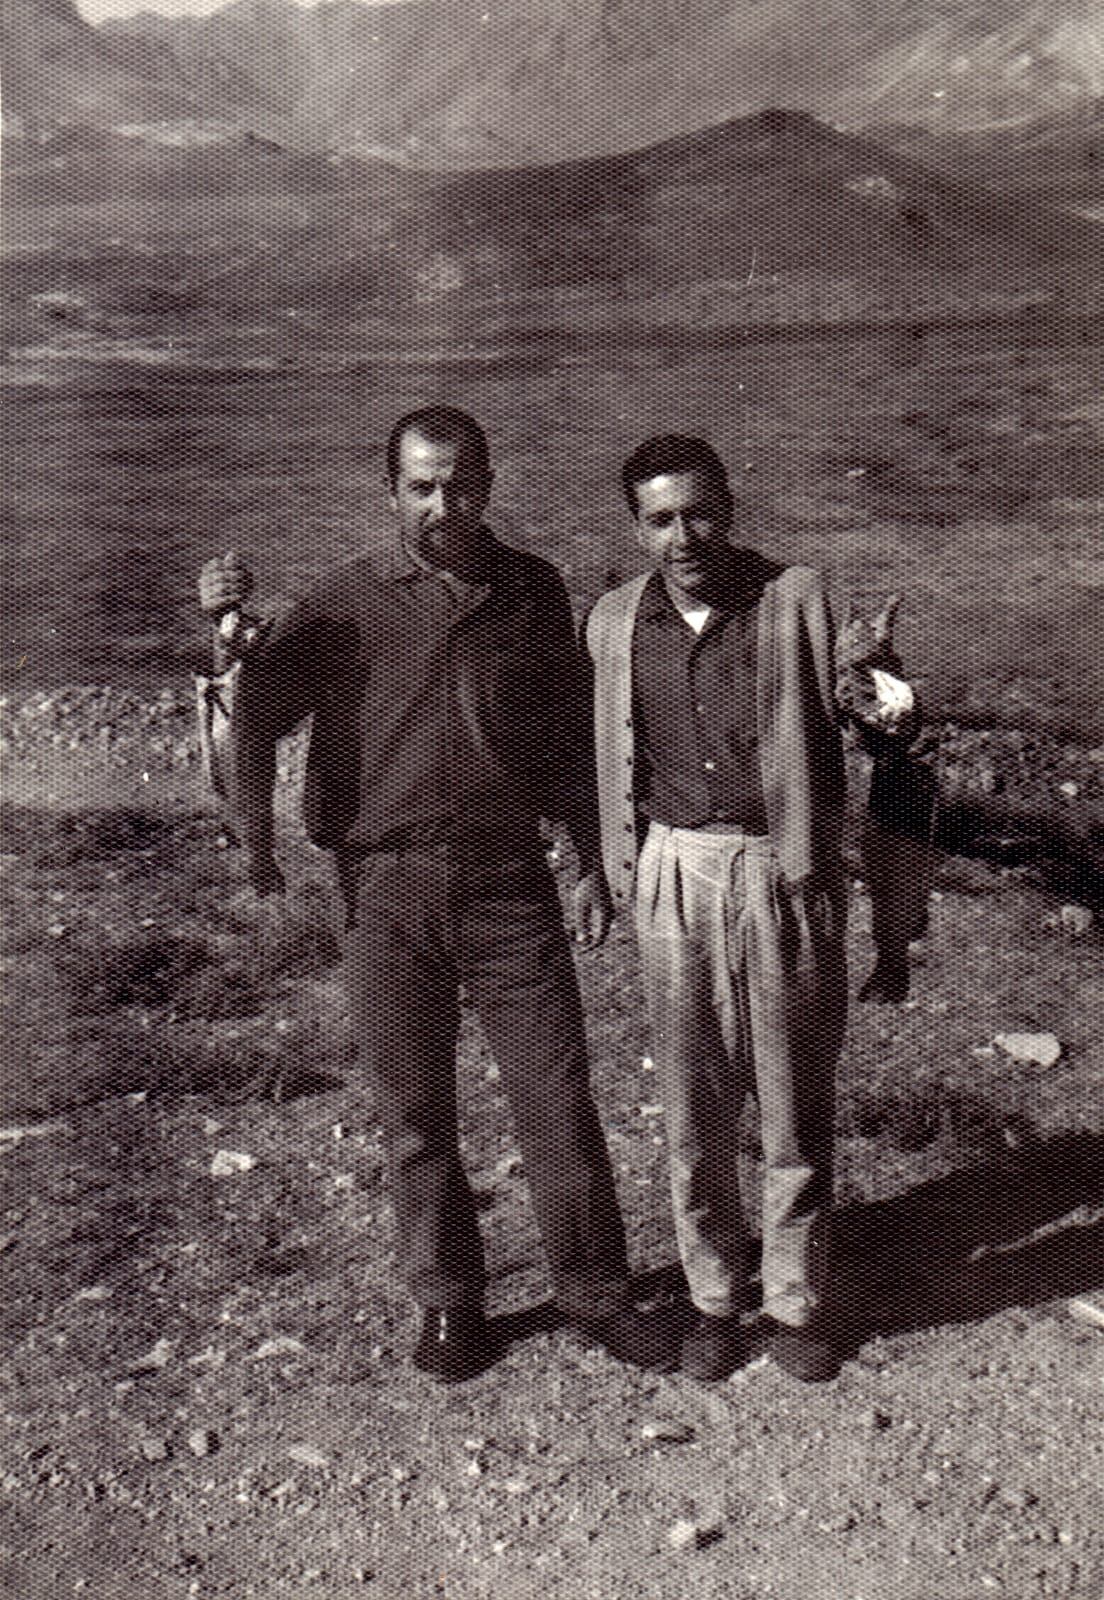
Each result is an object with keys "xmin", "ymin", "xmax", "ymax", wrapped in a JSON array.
[{"xmin": 5, "ymin": 0, "xmax": 1103, "ymax": 169}]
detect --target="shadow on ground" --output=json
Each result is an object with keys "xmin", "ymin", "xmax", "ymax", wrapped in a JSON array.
[
  {"xmin": 834, "ymin": 1130, "xmax": 1104, "ymax": 1343},
  {"xmin": 933, "ymin": 797, "xmax": 1104, "ymax": 911},
  {"xmin": 546, "ymin": 1132, "xmax": 1104, "ymax": 1361}
]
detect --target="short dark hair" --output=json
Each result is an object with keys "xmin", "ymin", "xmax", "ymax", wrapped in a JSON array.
[
  {"xmin": 621, "ymin": 435, "xmax": 732, "ymax": 515},
  {"xmin": 386, "ymin": 406, "xmax": 491, "ymax": 486}
]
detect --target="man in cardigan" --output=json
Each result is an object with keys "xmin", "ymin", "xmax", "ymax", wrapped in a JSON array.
[
  {"xmin": 585, "ymin": 434, "xmax": 919, "ymax": 1384},
  {"xmin": 199, "ymin": 407, "xmax": 679, "ymax": 1384}
]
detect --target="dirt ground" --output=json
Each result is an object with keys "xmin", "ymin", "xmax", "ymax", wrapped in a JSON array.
[{"xmin": 2, "ymin": 702, "xmax": 1103, "ymax": 1600}]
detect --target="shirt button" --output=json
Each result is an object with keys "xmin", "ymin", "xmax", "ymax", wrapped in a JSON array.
[
  {"xmin": 704, "ymin": 758, "xmax": 716, "ymax": 772},
  {"xmin": 624, "ymin": 718, "xmax": 632, "ymax": 728},
  {"xmin": 624, "ymin": 822, "xmax": 634, "ymax": 833},
  {"xmin": 622, "ymin": 860, "xmax": 633, "ymax": 871}
]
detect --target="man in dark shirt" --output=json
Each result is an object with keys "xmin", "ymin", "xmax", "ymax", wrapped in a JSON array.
[
  {"xmin": 585, "ymin": 435, "xmax": 920, "ymax": 1386},
  {"xmin": 199, "ymin": 406, "xmax": 676, "ymax": 1382}
]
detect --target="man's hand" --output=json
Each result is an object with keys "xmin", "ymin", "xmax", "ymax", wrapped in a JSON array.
[
  {"xmin": 573, "ymin": 868, "xmax": 613, "ymax": 951},
  {"xmin": 246, "ymin": 848, "xmax": 286, "ymax": 899},
  {"xmin": 199, "ymin": 550, "xmax": 254, "ymax": 620},
  {"xmin": 199, "ymin": 551, "xmax": 270, "ymax": 664}
]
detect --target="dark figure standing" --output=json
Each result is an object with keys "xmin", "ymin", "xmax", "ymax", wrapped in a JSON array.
[{"xmin": 200, "ymin": 407, "xmax": 676, "ymax": 1382}]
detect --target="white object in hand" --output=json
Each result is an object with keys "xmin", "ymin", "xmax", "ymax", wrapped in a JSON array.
[{"xmin": 868, "ymin": 666, "xmax": 914, "ymax": 732}]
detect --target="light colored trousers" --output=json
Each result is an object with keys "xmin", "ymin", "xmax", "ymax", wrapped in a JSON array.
[{"xmin": 635, "ymin": 823, "xmax": 848, "ymax": 1327}]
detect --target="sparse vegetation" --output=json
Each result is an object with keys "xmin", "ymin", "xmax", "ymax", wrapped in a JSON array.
[
  {"xmin": 1, "ymin": 738, "xmax": 1102, "ymax": 1596},
  {"xmin": 2, "ymin": 41, "xmax": 1103, "ymax": 1594}
]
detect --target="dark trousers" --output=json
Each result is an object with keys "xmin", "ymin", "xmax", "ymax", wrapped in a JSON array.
[{"xmin": 339, "ymin": 843, "xmax": 630, "ymax": 1320}]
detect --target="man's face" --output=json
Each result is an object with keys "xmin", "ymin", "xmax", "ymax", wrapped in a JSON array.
[
  {"xmin": 388, "ymin": 428, "xmax": 493, "ymax": 569},
  {"xmin": 631, "ymin": 468, "xmax": 733, "ymax": 604}
]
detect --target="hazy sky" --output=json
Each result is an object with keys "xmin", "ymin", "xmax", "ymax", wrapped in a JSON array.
[{"xmin": 76, "ymin": 0, "xmax": 418, "ymax": 21}]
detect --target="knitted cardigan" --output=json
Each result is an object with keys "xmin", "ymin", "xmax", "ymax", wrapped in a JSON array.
[{"xmin": 585, "ymin": 564, "xmax": 846, "ymax": 907}]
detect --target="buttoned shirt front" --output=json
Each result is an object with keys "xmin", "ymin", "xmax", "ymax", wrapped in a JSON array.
[
  {"xmin": 230, "ymin": 532, "xmax": 600, "ymax": 858},
  {"xmin": 631, "ymin": 568, "xmax": 769, "ymax": 834}
]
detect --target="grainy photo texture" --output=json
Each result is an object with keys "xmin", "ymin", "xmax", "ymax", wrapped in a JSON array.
[{"xmin": 2, "ymin": 4, "xmax": 1103, "ymax": 1597}]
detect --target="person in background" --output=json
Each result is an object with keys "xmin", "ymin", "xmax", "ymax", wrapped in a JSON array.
[
  {"xmin": 199, "ymin": 406, "xmax": 679, "ymax": 1384},
  {"xmin": 584, "ymin": 434, "xmax": 924, "ymax": 1384}
]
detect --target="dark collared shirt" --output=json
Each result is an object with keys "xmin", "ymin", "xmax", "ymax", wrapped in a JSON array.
[
  {"xmin": 632, "ymin": 565, "xmax": 769, "ymax": 833},
  {"xmin": 231, "ymin": 532, "xmax": 600, "ymax": 858}
]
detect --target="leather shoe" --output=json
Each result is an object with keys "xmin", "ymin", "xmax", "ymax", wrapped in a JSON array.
[
  {"xmin": 765, "ymin": 1318, "xmax": 841, "ymax": 1383},
  {"xmin": 566, "ymin": 1304, "xmax": 680, "ymax": 1373},
  {"xmin": 412, "ymin": 1306, "xmax": 495, "ymax": 1383},
  {"xmin": 680, "ymin": 1312, "xmax": 746, "ymax": 1381}
]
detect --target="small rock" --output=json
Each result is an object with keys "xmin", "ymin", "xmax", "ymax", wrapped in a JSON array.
[
  {"xmin": 1068, "ymin": 1291, "xmax": 1104, "ymax": 1329},
  {"xmin": 638, "ymin": 1103, "xmax": 665, "ymax": 1117},
  {"xmin": 332, "ymin": 1122, "xmax": 347, "ymax": 1141},
  {"xmin": 641, "ymin": 1056, "xmax": 655, "ymax": 1071},
  {"xmin": 504, "ymin": 1477, "xmax": 533, "ymax": 1496},
  {"xmin": 1059, "ymin": 904, "xmax": 1094, "ymax": 936},
  {"xmin": 859, "ymin": 1407, "xmax": 892, "ymax": 1432},
  {"xmin": 465, "ymin": 1457, "xmax": 484, "ymax": 1478},
  {"xmin": 494, "ymin": 1152, "xmax": 522, "ymax": 1178},
  {"xmin": 668, "ymin": 1518, "xmax": 702, "ymax": 1551},
  {"xmin": 817, "ymin": 1512, "xmax": 856, "ymax": 1533},
  {"xmin": 641, "ymin": 1418, "xmax": 695, "ymax": 1443},
  {"xmin": 998, "ymin": 1486, "xmax": 1038, "ymax": 1512},
  {"xmin": 130, "ymin": 1337, "xmax": 175, "ymax": 1372},
  {"xmin": 484, "ymin": 1063, "xmax": 501, "ymax": 1083},
  {"xmin": 1058, "ymin": 781, "xmax": 1079, "ymax": 800},
  {"xmin": 993, "ymin": 1032, "xmax": 1062, "ymax": 1068},
  {"xmin": 251, "ymin": 1335, "xmax": 305, "ymax": 1360},
  {"xmin": 288, "ymin": 1444, "xmax": 330, "ymax": 1470},
  {"xmin": 75, "ymin": 1285, "xmax": 111, "ymax": 1302},
  {"xmin": 187, "ymin": 1429, "xmax": 218, "ymax": 1458},
  {"xmin": 667, "ymin": 1517, "xmax": 721, "ymax": 1551},
  {"xmin": 210, "ymin": 1149, "xmax": 257, "ymax": 1176},
  {"xmin": 140, "ymin": 1436, "xmax": 171, "ymax": 1463}
]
